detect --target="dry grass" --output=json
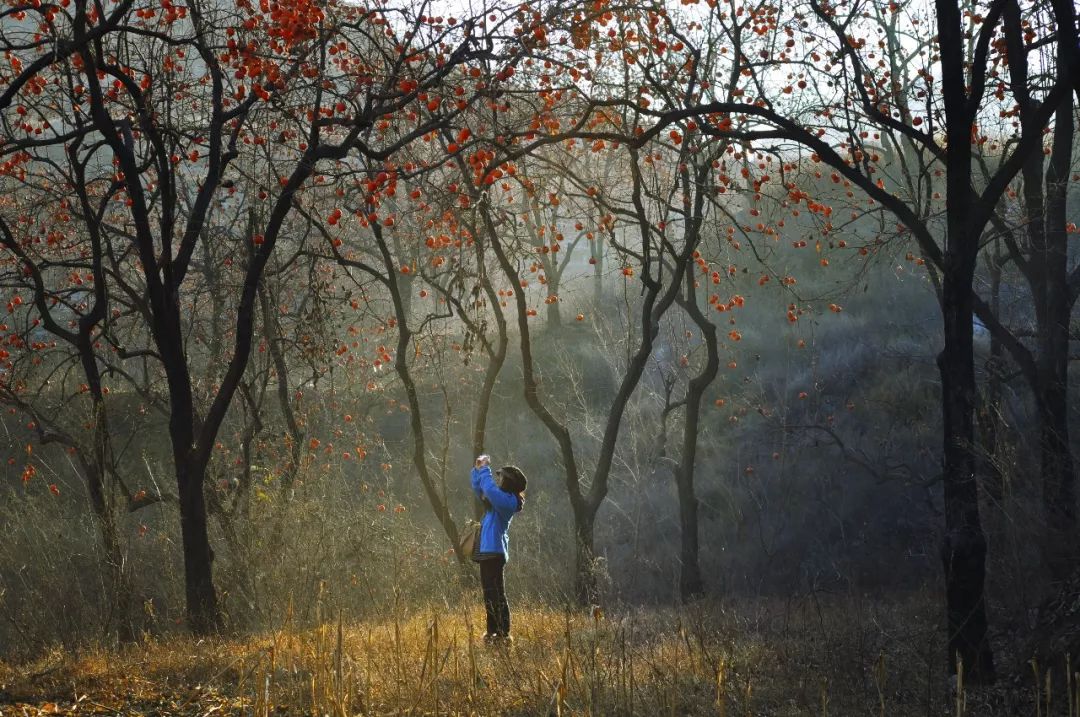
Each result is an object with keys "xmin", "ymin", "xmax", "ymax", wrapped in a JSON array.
[{"xmin": 0, "ymin": 591, "xmax": 1059, "ymax": 716}]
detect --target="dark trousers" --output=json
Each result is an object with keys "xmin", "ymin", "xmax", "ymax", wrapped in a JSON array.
[{"xmin": 479, "ymin": 555, "xmax": 510, "ymax": 636}]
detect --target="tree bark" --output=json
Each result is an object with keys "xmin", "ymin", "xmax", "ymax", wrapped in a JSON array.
[
  {"xmin": 572, "ymin": 507, "xmax": 597, "ymax": 604},
  {"xmin": 673, "ymin": 276, "xmax": 719, "ymax": 601},
  {"xmin": 80, "ymin": 448, "xmax": 134, "ymax": 644},
  {"xmin": 176, "ymin": 458, "xmax": 222, "ymax": 634},
  {"xmin": 933, "ymin": 0, "xmax": 996, "ymax": 682},
  {"xmin": 938, "ymin": 286, "xmax": 995, "ymax": 682},
  {"xmin": 1036, "ymin": 333, "xmax": 1076, "ymax": 579},
  {"xmin": 1036, "ymin": 8, "xmax": 1077, "ymax": 575}
]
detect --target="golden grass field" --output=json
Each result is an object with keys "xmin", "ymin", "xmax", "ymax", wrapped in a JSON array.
[{"xmin": 0, "ymin": 593, "xmax": 1069, "ymax": 716}]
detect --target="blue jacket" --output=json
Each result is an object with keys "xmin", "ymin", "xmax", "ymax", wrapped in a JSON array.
[{"xmin": 471, "ymin": 465, "xmax": 522, "ymax": 561}]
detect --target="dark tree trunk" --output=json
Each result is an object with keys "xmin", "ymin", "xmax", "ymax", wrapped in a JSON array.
[
  {"xmin": 1036, "ymin": 312, "xmax": 1076, "ymax": 578},
  {"xmin": 367, "ymin": 223, "xmax": 466, "ymax": 567},
  {"xmin": 176, "ymin": 459, "xmax": 221, "ymax": 634},
  {"xmin": 1000, "ymin": 0, "xmax": 1078, "ymax": 580},
  {"xmin": 934, "ymin": 0, "xmax": 995, "ymax": 682},
  {"xmin": 573, "ymin": 508, "xmax": 598, "ymax": 604},
  {"xmin": 78, "ymin": 29, "xmax": 226, "ymax": 633},
  {"xmin": 1037, "ymin": 19, "xmax": 1077, "ymax": 575},
  {"xmin": 673, "ymin": 258, "xmax": 719, "ymax": 602},
  {"xmin": 162, "ymin": 314, "xmax": 222, "ymax": 635},
  {"xmin": 938, "ymin": 291, "xmax": 995, "ymax": 680},
  {"xmin": 675, "ymin": 443, "xmax": 704, "ymax": 601}
]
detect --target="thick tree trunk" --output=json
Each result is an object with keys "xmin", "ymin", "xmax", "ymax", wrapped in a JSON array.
[
  {"xmin": 939, "ymin": 276, "xmax": 995, "ymax": 683},
  {"xmin": 1037, "ymin": 34, "xmax": 1077, "ymax": 577},
  {"xmin": 573, "ymin": 509, "xmax": 598, "ymax": 604},
  {"xmin": 1002, "ymin": 0, "xmax": 1077, "ymax": 580},
  {"xmin": 675, "ymin": 470, "xmax": 704, "ymax": 600},
  {"xmin": 163, "ymin": 329, "xmax": 222, "ymax": 634},
  {"xmin": 102, "ymin": 512, "xmax": 135, "ymax": 644},
  {"xmin": 1037, "ymin": 345, "xmax": 1076, "ymax": 579},
  {"xmin": 935, "ymin": 0, "xmax": 995, "ymax": 681},
  {"xmin": 177, "ymin": 460, "xmax": 221, "ymax": 634}
]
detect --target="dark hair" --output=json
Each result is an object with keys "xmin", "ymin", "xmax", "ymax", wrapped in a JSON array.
[{"xmin": 499, "ymin": 465, "xmax": 527, "ymax": 495}]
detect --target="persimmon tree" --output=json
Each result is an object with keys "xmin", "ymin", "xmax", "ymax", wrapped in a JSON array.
[
  {"xmin": 415, "ymin": 164, "xmax": 512, "ymax": 519},
  {"xmin": 412, "ymin": 0, "xmax": 762, "ymax": 602},
  {"xmin": 515, "ymin": 163, "xmax": 611, "ymax": 326},
  {"xmin": 493, "ymin": 0, "xmax": 1077, "ymax": 679},
  {"xmin": 289, "ymin": 69, "xmax": 530, "ymax": 561},
  {"xmin": 0, "ymin": 0, "xmax": 510, "ymax": 631},
  {"xmin": 971, "ymin": 0, "xmax": 1080, "ymax": 578},
  {"xmin": 556, "ymin": 129, "xmax": 736, "ymax": 602},
  {"xmin": 302, "ymin": 178, "xmax": 471, "ymax": 564},
  {"xmin": 462, "ymin": 135, "xmax": 718, "ymax": 602},
  {"xmin": 776, "ymin": 0, "xmax": 1080, "ymax": 586},
  {"xmin": 609, "ymin": 0, "xmax": 1077, "ymax": 681}
]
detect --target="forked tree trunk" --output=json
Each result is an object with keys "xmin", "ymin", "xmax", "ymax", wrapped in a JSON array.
[{"xmin": 362, "ymin": 222, "xmax": 467, "ymax": 567}]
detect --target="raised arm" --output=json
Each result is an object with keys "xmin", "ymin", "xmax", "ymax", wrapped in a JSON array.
[
  {"xmin": 471, "ymin": 464, "xmax": 489, "ymax": 499},
  {"xmin": 476, "ymin": 468, "xmax": 519, "ymax": 513}
]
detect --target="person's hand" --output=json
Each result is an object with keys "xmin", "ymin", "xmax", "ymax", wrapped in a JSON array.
[{"xmin": 475, "ymin": 454, "xmax": 490, "ymax": 468}]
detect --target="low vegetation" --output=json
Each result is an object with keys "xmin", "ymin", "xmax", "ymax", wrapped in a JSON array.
[{"xmin": 3, "ymin": 591, "xmax": 1074, "ymax": 716}]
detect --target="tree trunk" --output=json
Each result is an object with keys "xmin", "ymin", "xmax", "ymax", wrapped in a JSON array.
[
  {"xmin": 674, "ymin": 276, "xmax": 719, "ymax": 602},
  {"xmin": 934, "ymin": 0, "xmax": 995, "ymax": 681},
  {"xmin": 573, "ymin": 508, "xmax": 598, "ymax": 604},
  {"xmin": 938, "ymin": 276, "xmax": 996, "ymax": 683},
  {"xmin": 367, "ymin": 224, "xmax": 466, "ymax": 567},
  {"xmin": 83, "ymin": 453, "xmax": 134, "ymax": 643},
  {"xmin": 177, "ymin": 459, "xmax": 221, "ymax": 634},
  {"xmin": 545, "ymin": 265, "xmax": 562, "ymax": 328},
  {"xmin": 675, "ymin": 465, "xmax": 704, "ymax": 600},
  {"xmin": 102, "ymin": 510, "xmax": 135, "ymax": 644},
  {"xmin": 1036, "ymin": 334, "xmax": 1076, "ymax": 580},
  {"xmin": 1037, "ymin": 30, "xmax": 1077, "ymax": 577}
]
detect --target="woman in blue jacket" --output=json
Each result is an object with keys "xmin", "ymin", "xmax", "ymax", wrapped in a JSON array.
[{"xmin": 471, "ymin": 454, "xmax": 527, "ymax": 641}]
